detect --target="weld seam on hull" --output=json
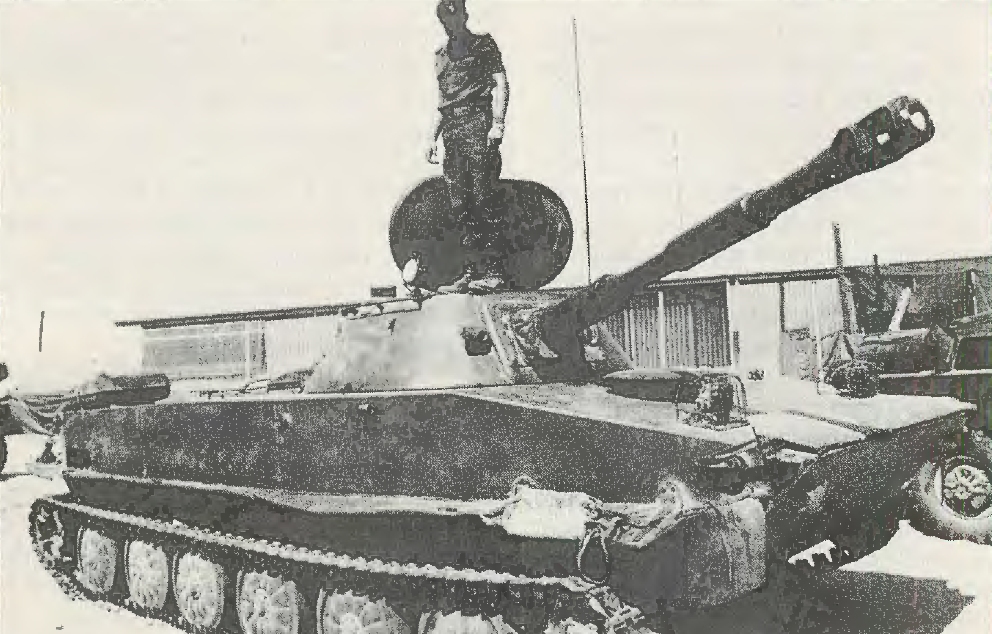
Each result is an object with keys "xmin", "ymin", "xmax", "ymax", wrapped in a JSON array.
[
  {"xmin": 63, "ymin": 468, "xmax": 681, "ymax": 520},
  {"xmin": 63, "ymin": 469, "xmax": 508, "ymax": 516}
]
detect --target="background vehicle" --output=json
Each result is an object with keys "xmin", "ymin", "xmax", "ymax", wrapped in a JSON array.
[
  {"xmin": 0, "ymin": 361, "xmax": 62, "ymax": 473},
  {"xmin": 851, "ymin": 308, "xmax": 992, "ymax": 544}
]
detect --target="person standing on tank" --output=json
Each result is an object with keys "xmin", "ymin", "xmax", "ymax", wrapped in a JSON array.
[{"xmin": 426, "ymin": 0, "xmax": 510, "ymax": 292}]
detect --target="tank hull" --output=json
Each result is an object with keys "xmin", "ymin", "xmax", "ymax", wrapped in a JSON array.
[
  {"xmin": 62, "ymin": 387, "xmax": 756, "ymax": 503},
  {"xmin": 31, "ymin": 396, "xmax": 973, "ymax": 634},
  {"xmin": 60, "ymin": 412, "xmax": 960, "ymax": 548},
  {"xmin": 49, "ymin": 381, "xmax": 973, "ymax": 609}
]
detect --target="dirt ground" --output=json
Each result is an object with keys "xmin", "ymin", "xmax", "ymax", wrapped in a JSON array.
[{"xmin": 2, "ymin": 434, "xmax": 991, "ymax": 634}]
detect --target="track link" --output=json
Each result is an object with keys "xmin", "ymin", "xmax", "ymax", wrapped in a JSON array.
[{"xmin": 28, "ymin": 494, "xmax": 600, "ymax": 634}]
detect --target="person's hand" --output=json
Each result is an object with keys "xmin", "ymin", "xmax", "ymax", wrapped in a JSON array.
[
  {"xmin": 426, "ymin": 141, "xmax": 440, "ymax": 164},
  {"xmin": 487, "ymin": 121, "xmax": 505, "ymax": 147}
]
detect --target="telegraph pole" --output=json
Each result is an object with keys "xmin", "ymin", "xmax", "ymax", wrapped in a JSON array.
[{"xmin": 833, "ymin": 222, "xmax": 857, "ymax": 333}]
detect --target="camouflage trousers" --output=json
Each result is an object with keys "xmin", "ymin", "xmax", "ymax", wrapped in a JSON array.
[{"xmin": 440, "ymin": 105, "xmax": 509, "ymax": 256}]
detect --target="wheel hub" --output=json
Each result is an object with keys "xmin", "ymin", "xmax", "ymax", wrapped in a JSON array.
[
  {"xmin": 942, "ymin": 463, "xmax": 992, "ymax": 516},
  {"xmin": 339, "ymin": 612, "xmax": 363, "ymax": 634}
]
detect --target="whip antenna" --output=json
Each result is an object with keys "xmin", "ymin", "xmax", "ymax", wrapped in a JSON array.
[{"xmin": 571, "ymin": 16, "xmax": 592, "ymax": 285}]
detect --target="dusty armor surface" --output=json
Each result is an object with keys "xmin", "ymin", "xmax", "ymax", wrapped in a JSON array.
[{"xmin": 28, "ymin": 96, "xmax": 969, "ymax": 634}]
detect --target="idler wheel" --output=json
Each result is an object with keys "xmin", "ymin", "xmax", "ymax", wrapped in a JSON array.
[
  {"xmin": 30, "ymin": 506, "xmax": 65, "ymax": 568},
  {"xmin": 77, "ymin": 527, "xmax": 119, "ymax": 596},
  {"xmin": 174, "ymin": 552, "xmax": 227, "ymax": 631},
  {"xmin": 238, "ymin": 570, "xmax": 304, "ymax": 634},
  {"xmin": 318, "ymin": 590, "xmax": 410, "ymax": 634},
  {"xmin": 125, "ymin": 539, "xmax": 170, "ymax": 611}
]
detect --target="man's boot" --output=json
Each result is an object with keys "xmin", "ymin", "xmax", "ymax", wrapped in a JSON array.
[
  {"xmin": 437, "ymin": 264, "xmax": 476, "ymax": 294},
  {"xmin": 467, "ymin": 258, "xmax": 508, "ymax": 293}
]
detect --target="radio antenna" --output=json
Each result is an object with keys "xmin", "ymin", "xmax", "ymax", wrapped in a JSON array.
[
  {"xmin": 673, "ymin": 131, "xmax": 683, "ymax": 228},
  {"xmin": 571, "ymin": 16, "xmax": 592, "ymax": 285}
]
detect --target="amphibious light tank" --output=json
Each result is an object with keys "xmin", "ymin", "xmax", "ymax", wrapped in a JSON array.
[{"xmin": 29, "ymin": 96, "xmax": 967, "ymax": 634}]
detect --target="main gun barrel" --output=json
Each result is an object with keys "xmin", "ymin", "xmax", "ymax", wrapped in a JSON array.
[{"xmin": 535, "ymin": 95, "xmax": 935, "ymax": 354}]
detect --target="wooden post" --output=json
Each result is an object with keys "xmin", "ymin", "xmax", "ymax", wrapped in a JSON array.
[
  {"xmin": 778, "ymin": 282, "xmax": 786, "ymax": 333},
  {"xmin": 38, "ymin": 311, "xmax": 45, "ymax": 352},
  {"xmin": 243, "ymin": 323, "xmax": 252, "ymax": 382},
  {"xmin": 726, "ymin": 280, "xmax": 737, "ymax": 370},
  {"xmin": 873, "ymin": 254, "xmax": 883, "ymax": 333},
  {"xmin": 811, "ymin": 281, "xmax": 823, "ymax": 393},
  {"xmin": 833, "ymin": 223, "xmax": 858, "ymax": 333},
  {"xmin": 657, "ymin": 291, "xmax": 667, "ymax": 368},
  {"xmin": 967, "ymin": 269, "xmax": 977, "ymax": 316},
  {"xmin": 777, "ymin": 281, "xmax": 786, "ymax": 378}
]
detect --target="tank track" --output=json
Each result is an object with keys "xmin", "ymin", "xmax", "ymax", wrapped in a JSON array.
[{"xmin": 28, "ymin": 494, "xmax": 606, "ymax": 634}]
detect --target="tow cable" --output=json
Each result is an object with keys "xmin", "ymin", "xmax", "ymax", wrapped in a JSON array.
[{"xmin": 576, "ymin": 516, "xmax": 623, "ymax": 585}]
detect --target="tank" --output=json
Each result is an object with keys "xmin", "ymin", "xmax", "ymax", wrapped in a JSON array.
[{"xmin": 28, "ymin": 96, "xmax": 968, "ymax": 634}]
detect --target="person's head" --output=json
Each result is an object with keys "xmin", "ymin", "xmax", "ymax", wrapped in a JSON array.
[{"xmin": 436, "ymin": 0, "xmax": 468, "ymax": 36}]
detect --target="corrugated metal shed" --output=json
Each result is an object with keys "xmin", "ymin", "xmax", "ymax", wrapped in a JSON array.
[
  {"xmin": 603, "ymin": 293, "xmax": 661, "ymax": 368},
  {"xmin": 661, "ymin": 283, "xmax": 730, "ymax": 368}
]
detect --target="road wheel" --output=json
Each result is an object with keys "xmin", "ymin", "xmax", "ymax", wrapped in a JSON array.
[
  {"xmin": 420, "ymin": 612, "xmax": 500, "ymax": 634},
  {"xmin": 318, "ymin": 590, "xmax": 411, "ymax": 634},
  {"xmin": 908, "ymin": 429, "xmax": 992, "ymax": 545},
  {"xmin": 0, "ymin": 434, "xmax": 7, "ymax": 473},
  {"xmin": 238, "ymin": 569, "xmax": 311, "ymax": 634},
  {"xmin": 77, "ymin": 527, "xmax": 119, "ymax": 596},
  {"xmin": 174, "ymin": 551, "xmax": 227, "ymax": 631},
  {"xmin": 545, "ymin": 617, "xmax": 677, "ymax": 634},
  {"xmin": 126, "ymin": 539, "xmax": 171, "ymax": 612}
]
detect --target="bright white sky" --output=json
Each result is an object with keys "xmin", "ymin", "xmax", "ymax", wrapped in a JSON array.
[{"xmin": 1, "ymin": 0, "xmax": 989, "ymax": 386}]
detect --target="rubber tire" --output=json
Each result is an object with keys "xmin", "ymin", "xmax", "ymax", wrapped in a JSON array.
[
  {"xmin": 908, "ymin": 428, "xmax": 992, "ymax": 545},
  {"xmin": 0, "ymin": 434, "xmax": 7, "ymax": 473}
]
